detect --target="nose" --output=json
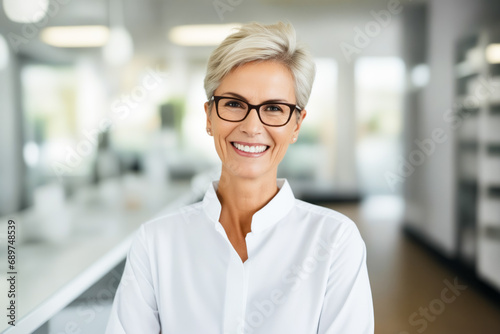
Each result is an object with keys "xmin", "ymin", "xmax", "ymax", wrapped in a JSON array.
[{"xmin": 239, "ymin": 107, "xmax": 263, "ymax": 136}]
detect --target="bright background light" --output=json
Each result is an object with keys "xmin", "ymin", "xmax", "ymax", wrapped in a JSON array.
[
  {"xmin": 3, "ymin": 0, "xmax": 49, "ymax": 23},
  {"xmin": 486, "ymin": 43, "xmax": 500, "ymax": 64},
  {"xmin": 411, "ymin": 64, "xmax": 430, "ymax": 88},
  {"xmin": 0, "ymin": 34, "xmax": 9, "ymax": 70},
  {"xmin": 168, "ymin": 24, "xmax": 242, "ymax": 46},
  {"xmin": 40, "ymin": 26, "xmax": 110, "ymax": 48},
  {"xmin": 103, "ymin": 26, "xmax": 134, "ymax": 66}
]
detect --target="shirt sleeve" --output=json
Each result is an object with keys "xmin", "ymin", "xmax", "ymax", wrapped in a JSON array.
[
  {"xmin": 317, "ymin": 220, "xmax": 374, "ymax": 334},
  {"xmin": 105, "ymin": 223, "xmax": 161, "ymax": 334}
]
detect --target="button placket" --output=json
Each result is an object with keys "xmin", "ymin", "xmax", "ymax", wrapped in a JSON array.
[
  {"xmin": 217, "ymin": 223, "xmax": 255, "ymax": 333},
  {"xmin": 223, "ymin": 250, "xmax": 248, "ymax": 334}
]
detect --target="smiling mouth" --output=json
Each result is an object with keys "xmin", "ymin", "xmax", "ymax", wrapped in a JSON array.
[{"xmin": 231, "ymin": 142, "xmax": 270, "ymax": 154}]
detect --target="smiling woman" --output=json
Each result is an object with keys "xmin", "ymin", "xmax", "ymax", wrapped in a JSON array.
[
  {"xmin": 205, "ymin": 60, "xmax": 304, "ymax": 191},
  {"xmin": 105, "ymin": 21, "xmax": 374, "ymax": 334}
]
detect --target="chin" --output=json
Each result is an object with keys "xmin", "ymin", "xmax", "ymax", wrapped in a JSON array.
[{"xmin": 224, "ymin": 162, "xmax": 273, "ymax": 180}]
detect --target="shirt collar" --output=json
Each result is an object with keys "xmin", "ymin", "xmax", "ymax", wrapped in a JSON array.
[{"xmin": 202, "ymin": 178, "xmax": 295, "ymax": 233}]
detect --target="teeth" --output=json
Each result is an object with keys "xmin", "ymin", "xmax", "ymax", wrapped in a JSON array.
[{"xmin": 233, "ymin": 142, "xmax": 268, "ymax": 153}]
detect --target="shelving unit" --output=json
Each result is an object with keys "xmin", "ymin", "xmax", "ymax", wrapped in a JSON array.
[
  {"xmin": 454, "ymin": 32, "xmax": 481, "ymax": 270},
  {"xmin": 455, "ymin": 25, "xmax": 500, "ymax": 292}
]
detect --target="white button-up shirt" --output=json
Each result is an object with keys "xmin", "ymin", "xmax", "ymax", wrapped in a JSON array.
[{"xmin": 105, "ymin": 179, "xmax": 374, "ymax": 334}]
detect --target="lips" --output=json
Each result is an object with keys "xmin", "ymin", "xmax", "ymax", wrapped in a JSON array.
[{"xmin": 231, "ymin": 142, "xmax": 270, "ymax": 155}]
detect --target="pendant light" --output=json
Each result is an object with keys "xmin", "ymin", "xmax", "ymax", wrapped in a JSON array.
[{"xmin": 102, "ymin": 0, "xmax": 134, "ymax": 66}]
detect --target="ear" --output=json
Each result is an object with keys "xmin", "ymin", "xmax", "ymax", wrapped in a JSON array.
[
  {"xmin": 204, "ymin": 101, "xmax": 212, "ymax": 132},
  {"xmin": 290, "ymin": 109, "xmax": 307, "ymax": 143}
]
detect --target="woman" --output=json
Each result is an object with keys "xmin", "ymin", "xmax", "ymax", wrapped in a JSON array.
[{"xmin": 106, "ymin": 21, "xmax": 374, "ymax": 334}]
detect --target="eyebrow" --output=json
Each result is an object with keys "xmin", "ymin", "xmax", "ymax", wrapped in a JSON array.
[{"xmin": 220, "ymin": 92, "xmax": 291, "ymax": 104}]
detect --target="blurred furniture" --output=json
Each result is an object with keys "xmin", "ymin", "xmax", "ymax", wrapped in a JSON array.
[{"xmin": 454, "ymin": 25, "xmax": 500, "ymax": 293}]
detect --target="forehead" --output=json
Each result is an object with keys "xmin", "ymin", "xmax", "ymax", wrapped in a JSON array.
[{"xmin": 216, "ymin": 61, "xmax": 296, "ymax": 102}]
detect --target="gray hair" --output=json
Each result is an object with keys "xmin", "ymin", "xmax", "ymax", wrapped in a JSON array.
[{"xmin": 203, "ymin": 21, "xmax": 316, "ymax": 110}]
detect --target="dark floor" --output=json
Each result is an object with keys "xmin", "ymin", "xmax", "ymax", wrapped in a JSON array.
[{"xmin": 323, "ymin": 196, "xmax": 500, "ymax": 334}]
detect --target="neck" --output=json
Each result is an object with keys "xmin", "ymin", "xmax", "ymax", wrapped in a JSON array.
[{"xmin": 216, "ymin": 169, "xmax": 279, "ymax": 237}]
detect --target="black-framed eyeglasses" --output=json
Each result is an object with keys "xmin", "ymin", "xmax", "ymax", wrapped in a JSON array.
[{"xmin": 209, "ymin": 95, "xmax": 302, "ymax": 127}]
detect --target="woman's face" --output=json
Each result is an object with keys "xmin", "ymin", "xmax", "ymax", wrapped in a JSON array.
[{"xmin": 204, "ymin": 60, "xmax": 306, "ymax": 181}]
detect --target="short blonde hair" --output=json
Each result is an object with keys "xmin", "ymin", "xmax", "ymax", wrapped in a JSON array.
[{"xmin": 204, "ymin": 21, "xmax": 316, "ymax": 110}]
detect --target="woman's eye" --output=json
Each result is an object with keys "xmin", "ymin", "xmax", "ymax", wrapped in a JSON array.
[
  {"xmin": 265, "ymin": 105, "xmax": 283, "ymax": 112},
  {"xmin": 226, "ymin": 101, "xmax": 243, "ymax": 108}
]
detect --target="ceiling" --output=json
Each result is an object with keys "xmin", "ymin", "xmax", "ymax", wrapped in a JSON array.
[{"xmin": 0, "ymin": 0, "xmax": 426, "ymax": 64}]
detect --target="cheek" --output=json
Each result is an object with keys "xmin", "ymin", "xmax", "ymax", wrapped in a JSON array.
[
  {"xmin": 271, "ymin": 146, "xmax": 289, "ymax": 165},
  {"xmin": 212, "ymin": 123, "xmax": 235, "ymax": 156},
  {"xmin": 214, "ymin": 133, "xmax": 228, "ymax": 158},
  {"xmin": 273, "ymin": 126, "xmax": 294, "ymax": 146},
  {"xmin": 270, "ymin": 131, "xmax": 293, "ymax": 158}
]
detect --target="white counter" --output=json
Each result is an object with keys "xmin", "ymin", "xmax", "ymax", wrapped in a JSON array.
[{"xmin": 0, "ymin": 173, "xmax": 208, "ymax": 334}]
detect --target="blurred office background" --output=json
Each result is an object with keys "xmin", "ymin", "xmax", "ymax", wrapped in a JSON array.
[{"xmin": 0, "ymin": 0, "xmax": 500, "ymax": 333}]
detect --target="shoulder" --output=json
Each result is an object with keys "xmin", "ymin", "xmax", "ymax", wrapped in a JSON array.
[
  {"xmin": 294, "ymin": 199, "xmax": 352, "ymax": 221},
  {"xmin": 292, "ymin": 199, "xmax": 363, "ymax": 247},
  {"xmin": 293, "ymin": 199, "xmax": 356, "ymax": 228}
]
